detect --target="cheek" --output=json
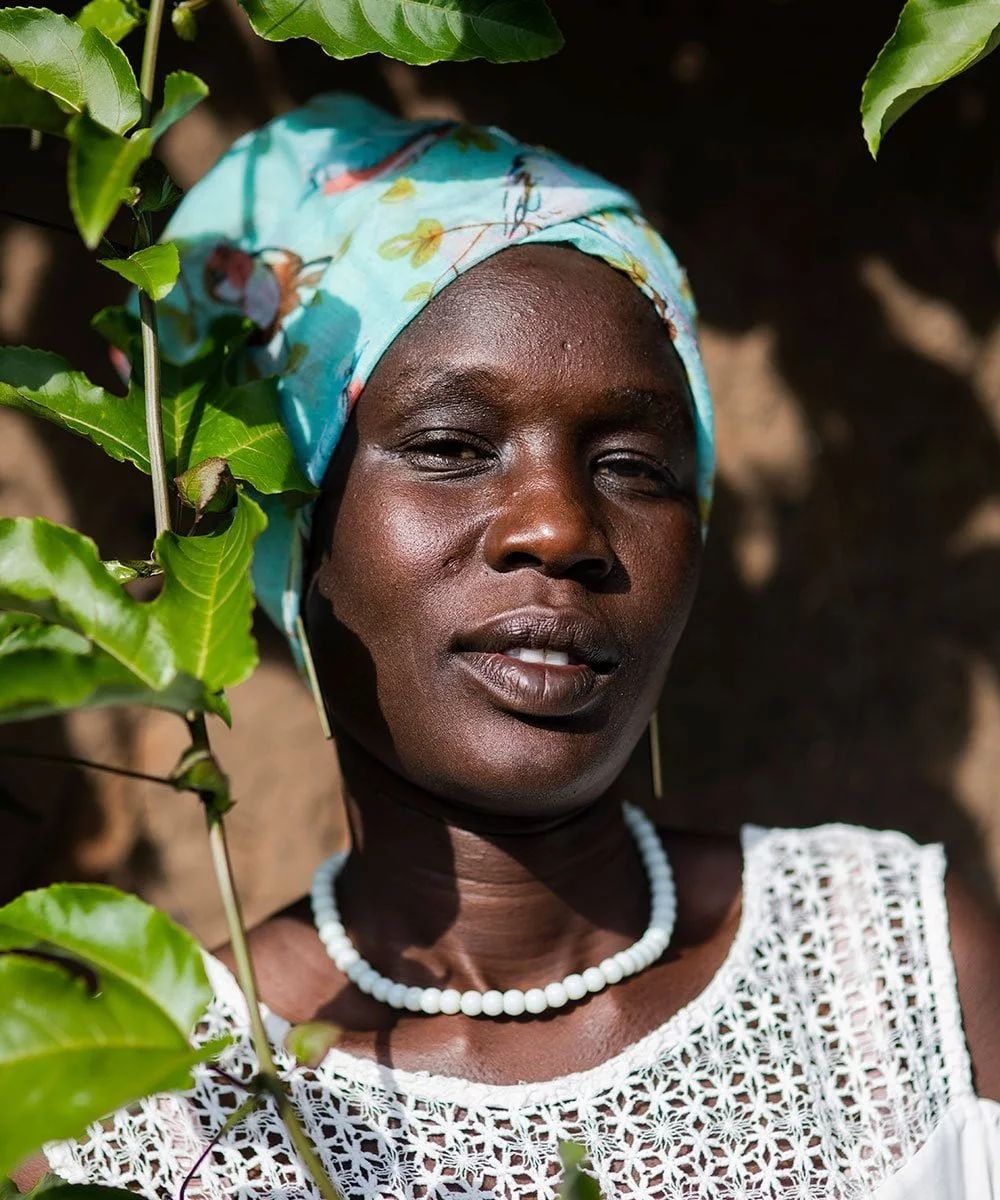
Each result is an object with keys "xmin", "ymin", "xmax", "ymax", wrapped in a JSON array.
[
  {"xmin": 325, "ymin": 479, "xmax": 477, "ymax": 638},
  {"xmin": 613, "ymin": 507, "xmax": 703, "ymax": 660}
]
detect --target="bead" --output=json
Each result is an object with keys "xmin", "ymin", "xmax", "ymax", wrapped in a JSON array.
[
  {"xmin": 524, "ymin": 988, "xmax": 548, "ymax": 1014},
  {"xmin": 309, "ymin": 802, "xmax": 676, "ymax": 1020},
  {"xmin": 420, "ymin": 988, "xmax": 442, "ymax": 1015},
  {"xmin": 481, "ymin": 990, "xmax": 504, "ymax": 1017},
  {"xmin": 439, "ymin": 989, "xmax": 462, "ymax": 1015},
  {"xmin": 582, "ymin": 966, "xmax": 606, "ymax": 994},
  {"xmin": 460, "ymin": 990, "xmax": 484, "ymax": 1017},
  {"xmin": 544, "ymin": 981, "xmax": 569, "ymax": 1008},
  {"xmin": 502, "ymin": 989, "xmax": 526, "ymax": 1017},
  {"xmin": 355, "ymin": 966, "xmax": 378, "ymax": 993},
  {"xmin": 333, "ymin": 946, "xmax": 360, "ymax": 971},
  {"xmin": 614, "ymin": 949, "xmax": 636, "ymax": 975},
  {"xmin": 599, "ymin": 957, "xmax": 624, "ymax": 985},
  {"xmin": 563, "ymin": 974, "xmax": 587, "ymax": 1002}
]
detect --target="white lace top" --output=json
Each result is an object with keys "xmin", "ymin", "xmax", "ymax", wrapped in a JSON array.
[{"xmin": 47, "ymin": 823, "xmax": 1000, "ymax": 1199}]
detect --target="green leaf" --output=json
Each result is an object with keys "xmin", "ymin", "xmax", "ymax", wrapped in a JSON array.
[
  {"xmin": 237, "ymin": 0, "xmax": 564, "ymax": 65},
  {"xmin": 169, "ymin": 745, "xmax": 232, "ymax": 815},
  {"xmin": 0, "ymin": 517, "xmax": 174, "ymax": 689},
  {"xmin": 0, "ymin": 8, "xmax": 141, "ymax": 134},
  {"xmin": 0, "ymin": 346, "xmax": 151, "ymax": 473},
  {"xmin": 68, "ymin": 112, "xmax": 153, "ymax": 248},
  {"xmin": 75, "ymin": 0, "xmax": 145, "ymax": 44},
  {"xmin": 151, "ymin": 70, "xmax": 208, "ymax": 139},
  {"xmin": 862, "ymin": 0, "xmax": 1000, "ymax": 156},
  {"xmin": 171, "ymin": 2, "xmax": 199, "ymax": 41},
  {"xmin": 557, "ymin": 1142, "xmax": 603, "ymax": 1200},
  {"xmin": 0, "ymin": 327, "xmax": 313, "ymax": 495},
  {"xmin": 98, "ymin": 243, "xmax": 180, "ymax": 301},
  {"xmin": 0, "ymin": 72, "xmax": 70, "ymax": 136},
  {"xmin": 152, "ymin": 491, "xmax": 266, "ymax": 692},
  {"xmin": 175, "ymin": 456, "xmax": 236, "ymax": 515},
  {"xmin": 0, "ymin": 612, "xmax": 212, "ymax": 723},
  {"xmin": 103, "ymin": 558, "xmax": 161, "ymax": 583},
  {"xmin": 284, "ymin": 1020, "xmax": 341, "ymax": 1068},
  {"xmin": 107, "ymin": 311, "xmax": 315, "ymax": 494},
  {"xmin": 0, "ymin": 884, "xmax": 223, "ymax": 1176},
  {"xmin": 169, "ymin": 377, "xmax": 315, "ymax": 495},
  {"xmin": 132, "ymin": 157, "xmax": 183, "ymax": 212}
]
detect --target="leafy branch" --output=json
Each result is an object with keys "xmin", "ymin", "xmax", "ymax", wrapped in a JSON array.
[{"xmin": 0, "ymin": 0, "xmax": 564, "ymax": 1191}]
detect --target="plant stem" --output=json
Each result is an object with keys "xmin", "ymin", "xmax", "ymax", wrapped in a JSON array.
[
  {"xmin": 135, "ymin": 0, "xmax": 172, "ymax": 538},
  {"xmin": 139, "ymin": 0, "xmax": 169, "ymax": 124},
  {"xmin": 131, "ymin": 8, "xmax": 341, "ymax": 1196},
  {"xmin": 138, "ymin": 287, "xmax": 172, "ymax": 537},
  {"xmin": 192, "ymin": 714, "xmax": 344, "ymax": 1200},
  {"xmin": 0, "ymin": 747, "xmax": 176, "ymax": 788}
]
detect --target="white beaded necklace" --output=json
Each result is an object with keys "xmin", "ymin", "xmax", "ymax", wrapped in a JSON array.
[{"xmin": 310, "ymin": 802, "xmax": 676, "ymax": 1018}]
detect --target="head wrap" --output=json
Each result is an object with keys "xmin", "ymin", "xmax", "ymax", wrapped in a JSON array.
[{"xmin": 157, "ymin": 93, "xmax": 714, "ymax": 666}]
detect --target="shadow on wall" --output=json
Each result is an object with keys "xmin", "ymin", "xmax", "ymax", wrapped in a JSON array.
[{"xmin": 0, "ymin": 0, "xmax": 998, "ymax": 919}]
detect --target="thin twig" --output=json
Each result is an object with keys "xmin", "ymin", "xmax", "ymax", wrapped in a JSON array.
[
  {"xmin": 178, "ymin": 1094, "xmax": 261, "ymax": 1200},
  {"xmin": 0, "ymin": 208, "xmax": 127, "ymax": 255},
  {"xmin": 0, "ymin": 747, "xmax": 175, "ymax": 788}
]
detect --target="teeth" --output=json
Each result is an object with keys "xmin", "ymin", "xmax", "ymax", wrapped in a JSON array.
[{"xmin": 505, "ymin": 647, "xmax": 572, "ymax": 667}]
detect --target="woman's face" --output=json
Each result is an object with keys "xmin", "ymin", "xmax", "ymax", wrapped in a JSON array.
[{"xmin": 305, "ymin": 244, "xmax": 702, "ymax": 818}]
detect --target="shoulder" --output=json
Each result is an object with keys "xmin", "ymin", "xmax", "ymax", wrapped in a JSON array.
[{"xmin": 945, "ymin": 871, "xmax": 1000, "ymax": 1102}]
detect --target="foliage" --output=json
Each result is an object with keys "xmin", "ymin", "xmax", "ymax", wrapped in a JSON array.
[
  {"xmin": 557, "ymin": 1142, "xmax": 603, "ymax": 1200},
  {"xmin": 238, "ymin": 0, "xmax": 563, "ymax": 65},
  {"xmin": 862, "ymin": 0, "xmax": 1000, "ymax": 155},
  {"xmin": 0, "ymin": 885, "xmax": 225, "ymax": 1177},
  {"xmin": 0, "ymin": 0, "xmax": 563, "ymax": 1187}
]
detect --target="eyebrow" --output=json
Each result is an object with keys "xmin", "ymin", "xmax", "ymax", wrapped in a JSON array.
[
  {"xmin": 393, "ymin": 367, "xmax": 511, "ymax": 415},
  {"xmin": 390, "ymin": 370, "xmax": 693, "ymax": 431},
  {"xmin": 596, "ymin": 385, "xmax": 694, "ymax": 432}
]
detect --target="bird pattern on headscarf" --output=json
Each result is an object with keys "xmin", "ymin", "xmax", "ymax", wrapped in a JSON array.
[{"xmin": 156, "ymin": 93, "xmax": 715, "ymax": 665}]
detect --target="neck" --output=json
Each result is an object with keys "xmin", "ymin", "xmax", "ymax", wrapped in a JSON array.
[{"xmin": 332, "ymin": 736, "xmax": 650, "ymax": 993}]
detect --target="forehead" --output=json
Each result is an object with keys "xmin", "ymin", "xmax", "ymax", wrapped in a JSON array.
[{"xmin": 363, "ymin": 244, "xmax": 691, "ymax": 413}]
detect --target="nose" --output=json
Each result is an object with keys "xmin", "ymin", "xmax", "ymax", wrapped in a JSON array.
[{"xmin": 483, "ymin": 470, "xmax": 615, "ymax": 583}]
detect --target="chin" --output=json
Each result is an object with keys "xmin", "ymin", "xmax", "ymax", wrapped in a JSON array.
[{"xmin": 396, "ymin": 718, "xmax": 637, "ymax": 821}]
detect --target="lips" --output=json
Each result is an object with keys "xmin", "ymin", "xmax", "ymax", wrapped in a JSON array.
[{"xmin": 451, "ymin": 608, "xmax": 621, "ymax": 718}]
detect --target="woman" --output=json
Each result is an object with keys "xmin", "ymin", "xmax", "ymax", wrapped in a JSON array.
[{"xmin": 40, "ymin": 94, "xmax": 1000, "ymax": 1198}]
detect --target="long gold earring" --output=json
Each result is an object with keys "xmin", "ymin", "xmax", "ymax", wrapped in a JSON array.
[
  {"xmin": 648, "ymin": 708, "xmax": 664, "ymax": 802},
  {"xmin": 295, "ymin": 614, "xmax": 333, "ymax": 740}
]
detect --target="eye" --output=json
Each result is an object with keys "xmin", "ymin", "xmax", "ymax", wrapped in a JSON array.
[
  {"xmin": 402, "ymin": 433, "xmax": 493, "ymax": 473},
  {"xmin": 595, "ymin": 453, "xmax": 677, "ymax": 497}
]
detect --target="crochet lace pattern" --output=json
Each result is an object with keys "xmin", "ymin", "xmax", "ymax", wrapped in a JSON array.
[{"xmin": 47, "ymin": 824, "xmax": 973, "ymax": 1200}]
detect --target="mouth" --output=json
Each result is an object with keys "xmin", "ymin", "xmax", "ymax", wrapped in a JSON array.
[{"xmin": 451, "ymin": 608, "xmax": 621, "ymax": 718}]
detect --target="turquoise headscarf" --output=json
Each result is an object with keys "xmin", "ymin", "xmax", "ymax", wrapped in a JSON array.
[{"xmin": 157, "ymin": 93, "xmax": 715, "ymax": 665}]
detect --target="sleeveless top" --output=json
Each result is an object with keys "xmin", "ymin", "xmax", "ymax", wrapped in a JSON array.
[{"xmin": 46, "ymin": 823, "xmax": 1000, "ymax": 1199}]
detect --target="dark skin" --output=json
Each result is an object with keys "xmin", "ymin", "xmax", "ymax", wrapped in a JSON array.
[{"xmin": 13, "ymin": 244, "xmax": 1000, "ymax": 1187}]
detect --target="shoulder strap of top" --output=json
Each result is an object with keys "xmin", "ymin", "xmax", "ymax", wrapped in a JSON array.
[{"xmin": 743, "ymin": 823, "xmax": 974, "ymax": 1113}]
